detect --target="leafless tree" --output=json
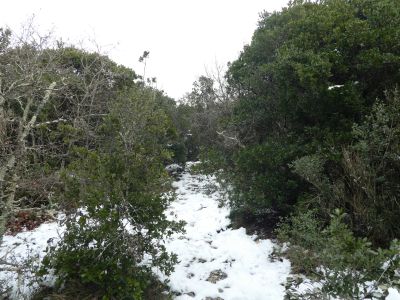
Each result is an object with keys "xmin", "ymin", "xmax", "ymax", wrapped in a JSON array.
[
  {"xmin": 0, "ymin": 24, "xmax": 129, "ymax": 244},
  {"xmin": 0, "ymin": 27, "xmax": 58, "ymax": 243}
]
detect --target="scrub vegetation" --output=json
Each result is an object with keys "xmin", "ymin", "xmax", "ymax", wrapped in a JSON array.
[{"xmin": 1, "ymin": 0, "xmax": 400, "ymax": 299}]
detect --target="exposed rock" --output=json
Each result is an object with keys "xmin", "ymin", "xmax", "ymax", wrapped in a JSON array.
[
  {"xmin": 206, "ymin": 269, "xmax": 228, "ymax": 283},
  {"xmin": 216, "ymin": 228, "xmax": 226, "ymax": 233},
  {"xmin": 165, "ymin": 164, "xmax": 184, "ymax": 177},
  {"xmin": 222, "ymin": 258, "xmax": 235, "ymax": 267}
]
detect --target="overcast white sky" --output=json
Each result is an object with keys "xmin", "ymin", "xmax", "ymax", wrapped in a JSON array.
[{"xmin": 1, "ymin": 0, "xmax": 288, "ymax": 100}]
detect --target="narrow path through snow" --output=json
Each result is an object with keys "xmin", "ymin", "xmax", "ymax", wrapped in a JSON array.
[
  {"xmin": 0, "ymin": 163, "xmax": 290, "ymax": 299},
  {"xmin": 159, "ymin": 163, "xmax": 291, "ymax": 300},
  {"xmin": 2, "ymin": 163, "xmax": 400, "ymax": 299}
]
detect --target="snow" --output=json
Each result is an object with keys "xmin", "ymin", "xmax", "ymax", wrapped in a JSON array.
[
  {"xmin": 1, "ymin": 162, "xmax": 399, "ymax": 300},
  {"xmin": 166, "ymin": 163, "xmax": 183, "ymax": 172},
  {"xmin": 292, "ymin": 278, "xmax": 400, "ymax": 300},
  {"xmin": 157, "ymin": 164, "xmax": 291, "ymax": 299},
  {"xmin": 388, "ymin": 289, "xmax": 400, "ymax": 300},
  {"xmin": 0, "ymin": 220, "xmax": 64, "ymax": 298},
  {"xmin": 328, "ymin": 84, "xmax": 344, "ymax": 90},
  {"xmin": 166, "ymin": 164, "xmax": 185, "ymax": 177}
]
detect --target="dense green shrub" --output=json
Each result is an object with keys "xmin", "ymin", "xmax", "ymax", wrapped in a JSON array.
[
  {"xmin": 228, "ymin": 139, "xmax": 301, "ymax": 220},
  {"xmin": 41, "ymin": 149, "xmax": 180, "ymax": 299},
  {"xmin": 197, "ymin": 2, "xmax": 400, "ymax": 294},
  {"xmin": 292, "ymin": 90, "xmax": 400, "ymax": 246},
  {"xmin": 282, "ymin": 92, "xmax": 400, "ymax": 295},
  {"xmin": 217, "ymin": 0, "xmax": 400, "ymax": 223},
  {"xmin": 40, "ymin": 88, "xmax": 183, "ymax": 299},
  {"xmin": 168, "ymin": 142, "xmax": 187, "ymax": 165},
  {"xmin": 277, "ymin": 210, "xmax": 400, "ymax": 299}
]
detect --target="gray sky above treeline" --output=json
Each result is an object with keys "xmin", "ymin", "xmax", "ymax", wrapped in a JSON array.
[{"xmin": 1, "ymin": 0, "xmax": 288, "ymax": 100}]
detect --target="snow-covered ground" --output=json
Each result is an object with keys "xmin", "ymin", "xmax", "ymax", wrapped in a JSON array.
[
  {"xmin": 0, "ymin": 220, "xmax": 64, "ymax": 298},
  {"xmin": 157, "ymin": 163, "xmax": 291, "ymax": 299},
  {"xmin": 1, "ymin": 162, "xmax": 399, "ymax": 299}
]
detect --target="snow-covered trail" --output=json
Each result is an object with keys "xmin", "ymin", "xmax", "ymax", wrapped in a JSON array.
[
  {"xmin": 2, "ymin": 163, "xmax": 400, "ymax": 299},
  {"xmin": 160, "ymin": 163, "xmax": 291, "ymax": 300},
  {"xmin": 0, "ymin": 165, "xmax": 290, "ymax": 300}
]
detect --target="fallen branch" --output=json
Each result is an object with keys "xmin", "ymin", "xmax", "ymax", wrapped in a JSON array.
[
  {"xmin": 33, "ymin": 118, "xmax": 67, "ymax": 127},
  {"xmin": 216, "ymin": 130, "xmax": 245, "ymax": 148}
]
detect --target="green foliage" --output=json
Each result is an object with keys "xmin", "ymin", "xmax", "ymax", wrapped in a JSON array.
[
  {"xmin": 1, "ymin": 27, "xmax": 184, "ymax": 299},
  {"xmin": 196, "ymin": 2, "xmax": 400, "ymax": 294},
  {"xmin": 40, "ymin": 88, "xmax": 184, "ymax": 299},
  {"xmin": 228, "ymin": 139, "xmax": 301, "ymax": 219},
  {"xmin": 41, "ymin": 149, "xmax": 179, "ymax": 298},
  {"xmin": 0, "ymin": 36, "xmax": 143, "ymax": 224},
  {"xmin": 178, "ymin": 75, "xmax": 232, "ymax": 161},
  {"xmin": 210, "ymin": 0, "xmax": 400, "ymax": 235},
  {"xmin": 0, "ymin": 28, "xmax": 11, "ymax": 52},
  {"xmin": 277, "ymin": 210, "xmax": 400, "ymax": 299},
  {"xmin": 168, "ymin": 142, "xmax": 187, "ymax": 165},
  {"xmin": 292, "ymin": 91, "xmax": 400, "ymax": 245}
]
